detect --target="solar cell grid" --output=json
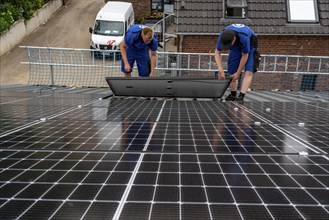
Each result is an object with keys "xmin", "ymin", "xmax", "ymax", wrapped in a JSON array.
[{"xmin": 1, "ymin": 88, "xmax": 329, "ymax": 219}]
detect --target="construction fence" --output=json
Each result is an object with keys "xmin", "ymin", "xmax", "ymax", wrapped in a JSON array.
[{"xmin": 21, "ymin": 46, "xmax": 329, "ymax": 91}]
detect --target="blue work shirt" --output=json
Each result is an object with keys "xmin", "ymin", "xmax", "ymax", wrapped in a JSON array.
[
  {"xmin": 216, "ymin": 24, "xmax": 256, "ymax": 54},
  {"xmin": 124, "ymin": 24, "xmax": 158, "ymax": 56},
  {"xmin": 216, "ymin": 24, "xmax": 257, "ymax": 74}
]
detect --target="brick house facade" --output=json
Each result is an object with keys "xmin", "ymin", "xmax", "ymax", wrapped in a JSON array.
[
  {"xmin": 113, "ymin": 0, "xmax": 328, "ymax": 56},
  {"xmin": 181, "ymin": 35, "xmax": 329, "ymax": 56},
  {"xmin": 173, "ymin": 0, "xmax": 329, "ymax": 56},
  {"xmin": 173, "ymin": 0, "xmax": 329, "ymax": 91},
  {"xmin": 110, "ymin": 0, "xmax": 328, "ymax": 90}
]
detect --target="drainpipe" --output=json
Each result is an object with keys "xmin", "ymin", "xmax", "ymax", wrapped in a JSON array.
[{"xmin": 178, "ymin": 35, "xmax": 184, "ymax": 77}]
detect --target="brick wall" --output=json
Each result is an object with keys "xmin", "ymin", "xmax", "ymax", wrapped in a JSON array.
[
  {"xmin": 258, "ymin": 36, "xmax": 329, "ymax": 56},
  {"xmin": 180, "ymin": 35, "xmax": 329, "ymax": 56}
]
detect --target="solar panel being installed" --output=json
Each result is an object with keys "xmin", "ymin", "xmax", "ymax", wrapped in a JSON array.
[
  {"xmin": 105, "ymin": 77, "xmax": 232, "ymax": 98},
  {"xmin": 0, "ymin": 85, "xmax": 328, "ymax": 219}
]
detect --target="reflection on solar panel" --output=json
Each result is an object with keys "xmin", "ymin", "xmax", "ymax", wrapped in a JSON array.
[{"xmin": 0, "ymin": 86, "xmax": 328, "ymax": 219}]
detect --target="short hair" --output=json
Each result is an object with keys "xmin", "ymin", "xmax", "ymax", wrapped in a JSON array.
[
  {"xmin": 142, "ymin": 26, "xmax": 154, "ymax": 40},
  {"xmin": 221, "ymin": 30, "xmax": 235, "ymax": 50}
]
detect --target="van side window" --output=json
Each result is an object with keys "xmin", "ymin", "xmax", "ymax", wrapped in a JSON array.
[{"xmin": 125, "ymin": 21, "xmax": 128, "ymax": 33}]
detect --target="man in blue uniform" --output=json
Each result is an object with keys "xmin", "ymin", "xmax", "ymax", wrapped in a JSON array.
[
  {"xmin": 214, "ymin": 24, "xmax": 260, "ymax": 101},
  {"xmin": 120, "ymin": 25, "xmax": 158, "ymax": 77}
]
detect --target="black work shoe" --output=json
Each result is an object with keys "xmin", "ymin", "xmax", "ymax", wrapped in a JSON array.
[
  {"xmin": 225, "ymin": 94, "xmax": 236, "ymax": 101},
  {"xmin": 236, "ymin": 96, "xmax": 244, "ymax": 102}
]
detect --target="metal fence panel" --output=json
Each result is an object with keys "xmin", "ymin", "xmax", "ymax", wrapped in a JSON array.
[{"xmin": 21, "ymin": 46, "xmax": 329, "ymax": 91}]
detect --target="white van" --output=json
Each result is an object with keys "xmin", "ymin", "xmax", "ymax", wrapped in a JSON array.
[{"xmin": 89, "ymin": 1, "xmax": 134, "ymax": 51}]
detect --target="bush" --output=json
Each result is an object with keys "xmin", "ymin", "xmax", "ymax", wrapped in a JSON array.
[
  {"xmin": 0, "ymin": 11, "xmax": 13, "ymax": 33},
  {"xmin": 0, "ymin": 0, "xmax": 52, "ymax": 35},
  {"xmin": 4, "ymin": 3, "xmax": 22, "ymax": 21}
]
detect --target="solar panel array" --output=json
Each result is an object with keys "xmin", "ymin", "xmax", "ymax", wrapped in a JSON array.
[{"xmin": 0, "ymin": 86, "xmax": 328, "ymax": 219}]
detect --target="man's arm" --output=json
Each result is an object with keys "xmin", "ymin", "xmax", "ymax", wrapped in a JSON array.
[
  {"xmin": 119, "ymin": 41, "xmax": 131, "ymax": 72},
  {"xmin": 232, "ymin": 53, "xmax": 248, "ymax": 81},
  {"xmin": 214, "ymin": 48, "xmax": 225, "ymax": 79},
  {"xmin": 149, "ymin": 50, "xmax": 157, "ymax": 77}
]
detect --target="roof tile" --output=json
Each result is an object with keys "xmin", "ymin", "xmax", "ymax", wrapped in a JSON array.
[{"xmin": 174, "ymin": 0, "xmax": 329, "ymax": 35}]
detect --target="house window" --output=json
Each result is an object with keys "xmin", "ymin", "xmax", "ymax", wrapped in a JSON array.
[
  {"xmin": 287, "ymin": 0, "xmax": 319, "ymax": 23},
  {"xmin": 225, "ymin": 0, "xmax": 247, "ymax": 18},
  {"xmin": 151, "ymin": 0, "xmax": 163, "ymax": 12}
]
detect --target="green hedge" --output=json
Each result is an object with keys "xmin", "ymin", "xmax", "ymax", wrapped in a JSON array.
[{"xmin": 0, "ymin": 0, "xmax": 53, "ymax": 35}]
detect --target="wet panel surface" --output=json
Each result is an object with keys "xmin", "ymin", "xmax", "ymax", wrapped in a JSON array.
[{"xmin": 0, "ymin": 87, "xmax": 328, "ymax": 219}]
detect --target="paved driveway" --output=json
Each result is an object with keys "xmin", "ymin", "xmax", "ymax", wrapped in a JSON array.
[{"xmin": 0, "ymin": 0, "xmax": 104, "ymax": 85}]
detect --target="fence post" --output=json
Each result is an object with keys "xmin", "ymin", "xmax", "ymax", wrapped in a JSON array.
[
  {"xmin": 39, "ymin": 48, "xmax": 55, "ymax": 94},
  {"xmin": 50, "ymin": 65, "xmax": 55, "ymax": 86}
]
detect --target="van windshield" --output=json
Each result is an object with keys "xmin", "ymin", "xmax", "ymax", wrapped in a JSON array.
[{"xmin": 93, "ymin": 20, "xmax": 124, "ymax": 36}]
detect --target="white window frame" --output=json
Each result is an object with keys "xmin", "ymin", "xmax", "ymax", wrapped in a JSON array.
[
  {"xmin": 224, "ymin": 0, "xmax": 247, "ymax": 19},
  {"xmin": 287, "ymin": 0, "xmax": 319, "ymax": 23}
]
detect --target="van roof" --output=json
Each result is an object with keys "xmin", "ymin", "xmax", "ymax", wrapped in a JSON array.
[{"xmin": 96, "ymin": 1, "xmax": 132, "ymax": 21}]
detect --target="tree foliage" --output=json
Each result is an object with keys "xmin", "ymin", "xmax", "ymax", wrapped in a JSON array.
[{"xmin": 0, "ymin": 0, "xmax": 52, "ymax": 34}]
